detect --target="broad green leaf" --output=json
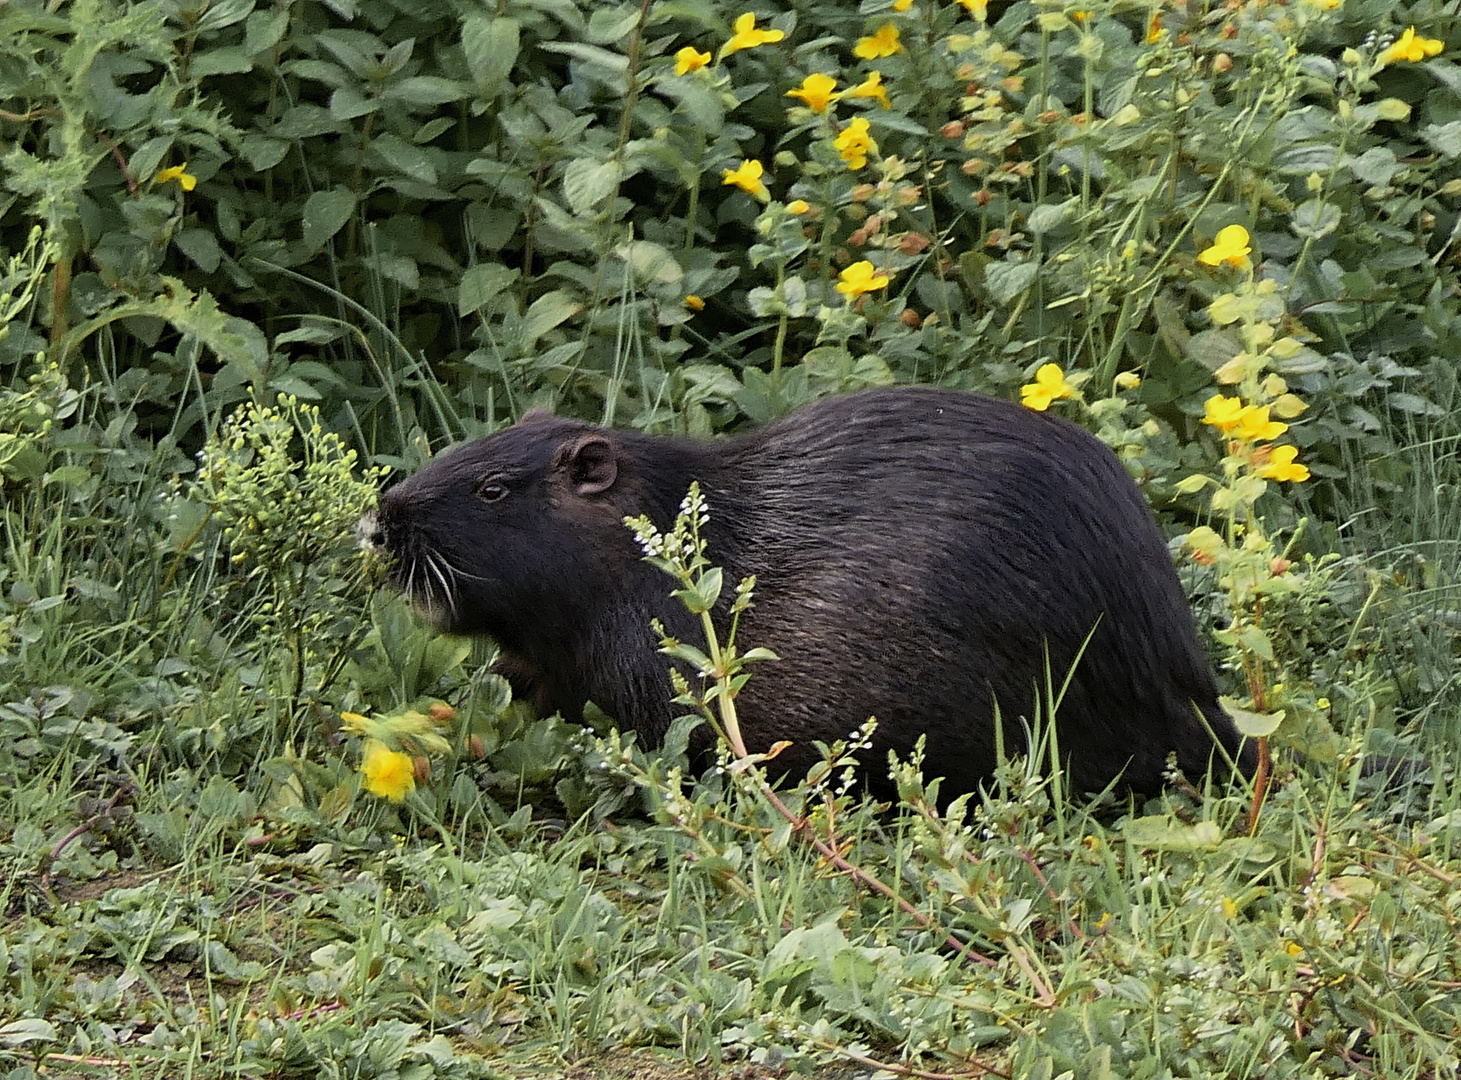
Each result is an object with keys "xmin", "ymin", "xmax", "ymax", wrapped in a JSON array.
[
  {"xmin": 301, "ymin": 188, "xmax": 356, "ymax": 252},
  {"xmin": 0, "ymin": 1019, "xmax": 57, "ymax": 1047},
  {"xmin": 563, "ymin": 157, "xmax": 622, "ymax": 216},
  {"xmin": 1349, "ymin": 147, "xmax": 1399, "ymax": 187},
  {"xmin": 244, "ymin": 8, "xmax": 289, "ymax": 53},
  {"xmin": 538, "ymin": 41, "xmax": 628, "ymax": 78},
  {"xmin": 458, "ymin": 263, "xmax": 520, "ymax": 316},
  {"xmin": 240, "ymin": 135, "xmax": 288, "ymax": 171},
  {"xmin": 1291, "ymin": 199, "xmax": 1341, "ymax": 240},
  {"xmin": 198, "ymin": 0, "xmax": 254, "ymax": 33},
  {"xmin": 192, "ymin": 47, "xmax": 254, "ymax": 77},
  {"xmin": 1123, "ymin": 816, "xmax": 1224, "ymax": 851},
  {"xmin": 462, "ymin": 15, "xmax": 520, "ymax": 94},
  {"xmin": 1220, "ymin": 696, "xmax": 1284, "ymax": 738},
  {"xmin": 175, "ymin": 228, "xmax": 223, "ymax": 273},
  {"xmin": 985, "ymin": 259, "xmax": 1039, "ymax": 305},
  {"xmin": 587, "ymin": 6, "xmax": 640, "ymax": 45},
  {"xmin": 329, "ymin": 87, "xmax": 379, "ymax": 121},
  {"xmin": 522, "ymin": 291, "xmax": 582, "ymax": 342},
  {"xmin": 616, "ymin": 240, "xmax": 681, "ymax": 286},
  {"xmin": 371, "ymin": 133, "xmax": 437, "ymax": 184},
  {"xmin": 386, "ymin": 76, "xmax": 469, "ymax": 109}
]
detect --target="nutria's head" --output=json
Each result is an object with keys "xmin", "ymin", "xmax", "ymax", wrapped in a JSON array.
[{"xmin": 359, "ymin": 411, "xmax": 649, "ymax": 639}]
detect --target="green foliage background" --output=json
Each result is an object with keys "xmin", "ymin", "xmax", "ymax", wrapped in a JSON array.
[{"xmin": 2, "ymin": 0, "xmax": 1461, "ymax": 1076}]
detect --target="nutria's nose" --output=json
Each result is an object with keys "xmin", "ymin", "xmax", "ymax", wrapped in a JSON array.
[{"xmin": 357, "ymin": 511, "xmax": 386, "ymax": 552}]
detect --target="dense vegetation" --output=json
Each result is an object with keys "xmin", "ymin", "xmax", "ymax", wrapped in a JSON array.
[{"xmin": 3, "ymin": 0, "xmax": 1461, "ymax": 1075}]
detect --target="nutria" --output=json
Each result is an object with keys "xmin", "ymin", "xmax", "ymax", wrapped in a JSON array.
[{"xmin": 361, "ymin": 386, "xmax": 1254, "ymax": 798}]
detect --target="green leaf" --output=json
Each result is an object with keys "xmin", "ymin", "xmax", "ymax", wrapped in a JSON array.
[
  {"xmin": 1290, "ymin": 199, "xmax": 1340, "ymax": 240},
  {"xmin": 462, "ymin": 15, "xmax": 520, "ymax": 95},
  {"xmin": 1272, "ymin": 144, "xmax": 1339, "ymax": 175},
  {"xmin": 1349, "ymin": 147, "xmax": 1398, "ymax": 188},
  {"xmin": 130, "ymin": 137, "xmax": 175, "ymax": 186},
  {"xmin": 386, "ymin": 76, "xmax": 468, "ymax": 109},
  {"xmin": 538, "ymin": 41, "xmax": 628, "ymax": 78},
  {"xmin": 522, "ymin": 291, "xmax": 582, "ymax": 342},
  {"xmin": 0, "ymin": 1019, "xmax": 57, "ymax": 1047},
  {"xmin": 1220, "ymin": 696, "xmax": 1284, "ymax": 738},
  {"xmin": 240, "ymin": 135, "xmax": 288, "ymax": 171},
  {"xmin": 985, "ymin": 259, "xmax": 1039, "ymax": 306},
  {"xmin": 198, "ymin": 0, "xmax": 254, "ymax": 33},
  {"xmin": 175, "ymin": 228, "xmax": 223, "ymax": 273},
  {"xmin": 329, "ymin": 87, "xmax": 379, "ymax": 121},
  {"xmin": 694, "ymin": 567, "xmax": 723, "ymax": 613},
  {"xmin": 272, "ymin": 103, "xmax": 347, "ymax": 139},
  {"xmin": 371, "ymin": 133, "xmax": 437, "ymax": 184},
  {"xmin": 244, "ymin": 8, "xmax": 289, "ymax": 54},
  {"xmin": 1422, "ymin": 121, "xmax": 1461, "ymax": 157},
  {"xmin": 563, "ymin": 157, "xmax": 622, "ymax": 216},
  {"xmin": 300, "ymin": 188, "xmax": 356, "ymax": 252},
  {"xmin": 192, "ymin": 47, "xmax": 254, "ymax": 77},
  {"xmin": 587, "ymin": 6, "xmax": 641, "ymax": 45},
  {"xmin": 1027, "ymin": 199, "xmax": 1075, "ymax": 235},
  {"xmin": 616, "ymin": 240, "xmax": 682, "ymax": 286},
  {"xmin": 458, "ymin": 264, "xmax": 520, "ymax": 316},
  {"xmin": 1122, "ymin": 816, "xmax": 1224, "ymax": 851}
]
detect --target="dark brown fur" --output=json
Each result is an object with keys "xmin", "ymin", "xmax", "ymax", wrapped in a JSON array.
[{"xmin": 362, "ymin": 387, "xmax": 1255, "ymax": 798}]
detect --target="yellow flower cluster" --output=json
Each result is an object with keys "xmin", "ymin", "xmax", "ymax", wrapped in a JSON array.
[
  {"xmin": 722, "ymin": 159, "xmax": 769, "ymax": 200},
  {"xmin": 1201, "ymin": 395, "xmax": 1309, "ymax": 482},
  {"xmin": 1380, "ymin": 26, "xmax": 1443, "ymax": 65},
  {"xmin": 154, "ymin": 163, "xmax": 198, "ymax": 191},
  {"xmin": 835, "ymin": 116, "xmax": 876, "ymax": 170},
  {"xmin": 1019, "ymin": 363, "xmax": 1077, "ymax": 411},
  {"xmin": 854, "ymin": 23, "xmax": 901, "ymax": 60},
  {"xmin": 1198, "ymin": 224, "xmax": 1251, "ymax": 268},
  {"xmin": 360, "ymin": 740, "xmax": 415, "ymax": 802},
  {"xmin": 836, "ymin": 260, "xmax": 890, "ymax": 298},
  {"xmin": 720, "ymin": 12, "xmax": 783, "ymax": 59}
]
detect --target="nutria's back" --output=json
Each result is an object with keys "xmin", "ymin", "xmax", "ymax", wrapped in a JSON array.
[{"xmin": 367, "ymin": 386, "xmax": 1253, "ymax": 798}]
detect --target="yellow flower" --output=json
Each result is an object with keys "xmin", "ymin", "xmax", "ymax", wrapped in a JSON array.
[
  {"xmin": 787, "ymin": 199, "xmax": 811, "ymax": 214},
  {"xmin": 834, "ymin": 116, "xmax": 877, "ymax": 170},
  {"xmin": 894, "ymin": 0, "xmax": 915, "ymax": 8},
  {"xmin": 154, "ymin": 163, "xmax": 198, "ymax": 191},
  {"xmin": 854, "ymin": 23, "xmax": 902, "ymax": 60},
  {"xmin": 361, "ymin": 740, "xmax": 416, "ymax": 802},
  {"xmin": 1220, "ymin": 897, "xmax": 1238, "ymax": 919},
  {"xmin": 1201, "ymin": 394, "xmax": 1245, "ymax": 432},
  {"xmin": 720, "ymin": 12, "xmax": 784, "ymax": 59},
  {"xmin": 1072, "ymin": 10, "xmax": 1091, "ymax": 21},
  {"xmin": 786, "ymin": 72, "xmax": 839, "ymax": 112},
  {"xmin": 1114, "ymin": 371, "xmax": 1141, "ymax": 390},
  {"xmin": 1020, "ymin": 363, "xmax": 1077, "ymax": 411},
  {"xmin": 845, "ymin": 71, "xmax": 891, "ymax": 109},
  {"xmin": 836, "ymin": 260, "xmax": 891, "ymax": 298},
  {"xmin": 1233, "ymin": 404, "xmax": 1287, "ymax": 443},
  {"xmin": 1258, "ymin": 444, "xmax": 1310, "ymax": 483},
  {"xmin": 722, "ymin": 159, "xmax": 771, "ymax": 200},
  {"xmin": 1146, "ymin": 13, "xmax": 1164, "ymax": 42},
  {"xmin": 675, "ymin": 46, "xmax": 712, "ymax": 74},
  {"xmin": 958, "ymin": 0, "xmax": 990, "ymax": 18},
  {"xmin": 1197, "ymin": 224, "xmax": 1251, "ymax": 268},
  {"xmin": 1381, "ymin": 26, "xmax": 1443, "ymax": 64},
  {"xmin": 684, "ymin": 295, "xmax": 705, "ymax": 311}
]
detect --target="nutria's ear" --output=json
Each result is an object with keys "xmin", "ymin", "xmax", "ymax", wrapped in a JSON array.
[{"xmin": 555, "ymin": 434, "xmax": 618, "ymax": 497}]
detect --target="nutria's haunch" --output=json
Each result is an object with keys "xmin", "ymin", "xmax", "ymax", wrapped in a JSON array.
[{"xmin": 361, "ymin": 386, "xmax": 1254, "ymax": 798}]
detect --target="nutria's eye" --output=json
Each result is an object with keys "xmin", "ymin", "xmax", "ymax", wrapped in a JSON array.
[{"xmin": 475, "ymin": 476, "xmax": 509, "ymax": 502}]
